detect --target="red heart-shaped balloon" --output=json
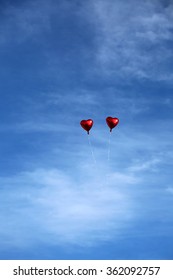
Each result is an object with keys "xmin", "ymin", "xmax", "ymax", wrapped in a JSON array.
[
  {"xmin": 80, "ymin": 119, "xmax": 93, "ymax": 134},
  {"xmin": 106, "ymin": 116, "xmax": 119, "ymax": 132}
]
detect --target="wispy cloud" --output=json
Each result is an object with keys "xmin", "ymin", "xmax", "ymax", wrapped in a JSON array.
[
  {"xmin": 1, "ymin": 143, "xmax": 172, "ymax": 249},
  {"xmin": 1, "ymin": 0, "xmax": 173, "ymax": 82},
  {"xmin": 128, "ymin": 157, "xmax": 161, "ymax": 172},
  {"xmin": 2, "ymin": 0, "xmax": 172, "ymax": 82},
  {"xmin": 166, "ymin": 187, "xmax": 173, "ymax": 195},
  {"xmin": 86, "ymin": 0, "xmax": 173, "ymax": 81},
  {"xmin": 0, "ymin": 0, "xmax": 52, "ymax": 44},
  {"xmin": 0, "ymin": 167, "xmax": 138, "ymax": 247}
]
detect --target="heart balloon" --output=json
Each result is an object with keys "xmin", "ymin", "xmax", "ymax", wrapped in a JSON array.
[
  {"xmin": 106, "ymin": 116, "xmax": 119, "ymax": 132},
  {"xmin": 80, "ymin": 119, "xmax": 93, "ymax": 134}
]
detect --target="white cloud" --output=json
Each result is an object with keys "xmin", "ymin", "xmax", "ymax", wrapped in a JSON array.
[{"xmin": 0, "ymin": 167, "xmax": 138, "ymax": 247}]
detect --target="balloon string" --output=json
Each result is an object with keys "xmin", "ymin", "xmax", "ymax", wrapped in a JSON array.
[
  {"xmin": 104, "ymin": 132, "xmax": 111, "ymax": 187},
  {"xmin": 108, "ymin": 131, "xmax": 111, "ymax": 164},
  {"xmin": 88, "ymin": 134, "xmax": 96, "ymax": 166}
]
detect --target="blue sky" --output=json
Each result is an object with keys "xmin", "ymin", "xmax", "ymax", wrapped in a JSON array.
[{"xmin": 0, "ymin": 0, "xmax": 173, "ymax": 260}]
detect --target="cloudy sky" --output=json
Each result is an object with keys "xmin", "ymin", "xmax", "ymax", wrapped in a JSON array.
[{"xmin": 0, "ymin": 0, "xmax": 173, "ymax": 260}]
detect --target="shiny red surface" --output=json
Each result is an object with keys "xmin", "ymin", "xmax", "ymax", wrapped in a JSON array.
[
  {"xmin": 106, "ymin": 116, "xmax": 119, "ymax": 132},
  {"xmin": 80, "ymin": 119, "xmax": 93, "ymax": 134}
]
